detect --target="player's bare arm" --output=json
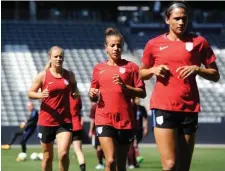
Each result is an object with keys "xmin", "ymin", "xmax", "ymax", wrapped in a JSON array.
[
  {"xmin": 139, "ymin": 64, "xmax": 170, "ymax": 80},
  {"xmin": 27, "ymin": 71, "xmax": 49, "ymax": 99},
  {"xmin": 112, "ymin": 74, "xmax": 146, "ymax": 98},
  {"xmin": 69, "ymin": 71, "xmax": 80, "ymax": 98},
  {"xmin": 89, "ymin": 88, "xmax": 99, "ymax": 102},
  {"xmin": 176, "ymin": 62, "xmax": 220, "ymax": 82}
]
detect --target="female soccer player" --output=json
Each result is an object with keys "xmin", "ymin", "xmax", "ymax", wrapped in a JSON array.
[
  {"xmin": 28, "ymin": 46, "xmax": 78, "ymax": 171},
  {"xmin": 88, "ymin": 101, "xmax": 105, "ymax": 170},
  {"xmin": 70, "ymin": 96, "xmax": 86, "ymax": 171},
  {"xmin": 139, "ymin": 2, "xmax": 220, "ymax": 171},
  {"xmin": 89, "ymin": 27, "xmax": 146, "ymax": 171}
]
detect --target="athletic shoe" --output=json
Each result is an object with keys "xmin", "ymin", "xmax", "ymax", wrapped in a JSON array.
[
  {"xmin": 128, "ymin": 165, "xmax": 135, "ymax": 169},
  {"xmin": 136, "ymin": 156, "xmax": 144, "ymax": 164},
  {"xmin": 95, "ymin": 164, "xmax": 104, "ymax": 169},
  {"xmin": 1, "ymin": 144, "xmax": 11, "ymax": 150}
]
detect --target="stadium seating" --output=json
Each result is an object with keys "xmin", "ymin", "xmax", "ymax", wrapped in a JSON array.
[
  {"xmin": 1, "ymin": 20, "xmax": 225, "ymax": 126},
  {"xmin": 1, "ymin": 21, "xmax": 114, "ymax": 125}
]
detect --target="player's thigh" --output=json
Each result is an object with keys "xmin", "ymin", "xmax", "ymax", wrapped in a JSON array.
[
  {"xmin": 97, "ymin": 125, "xmax": 116, "ymax": 160},
  {"xmin": 72, "ymin": 140, "xmax": 82, "ymax": 152},
  {"xmin": 40, "ymin": 141, "xmax": 54, "ymax": 160},
  {"xmin": 152, "ymin": 109, "xmax": 177, "ymax": 162},
  {"xmin": 56, "ymin": 123, "xmax": 72, "ymax": 154}
]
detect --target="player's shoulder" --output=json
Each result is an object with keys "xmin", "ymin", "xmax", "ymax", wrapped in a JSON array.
[
  {"xmin": 93, "ymin": 61, "xmax": 106, "ymax": 70},
  {"xmin": 145, "ymin": 34, "xmax": 166, "ymax": 47},
  {"xmin": 36, "ymin": 70, "xmax": 46, "ymax": 80},
  {"xmin": 186, "ymin": 32, "xmax": 208, "ymax": 43},
  {"xmin": 123, "ymin": 59, "xmax": 140, "ymax": 71}
]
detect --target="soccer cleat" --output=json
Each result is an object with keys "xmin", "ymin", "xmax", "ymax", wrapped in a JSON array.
[
  {"xmin": 16, "ymin": 152, "xmax": 27, "ymax": 161},
  {"xmin": 136, "ymin": 156, "xmax": 144, "ymax": 164},
  {"xmin": 1, "ymin": 144, "xmax": 11, "ymax": 150},
  {"xmin": 128, "ymin": 165, "xmax": 135, "ymax": 169},
  {"xmin": 95, "ymin": 164, "xmax": 104, "ymax": 170}
]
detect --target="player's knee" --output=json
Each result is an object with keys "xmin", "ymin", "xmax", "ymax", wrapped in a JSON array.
[
  {"xmin": 163, "ymin": 159, "xmax": 176, "ymax": 170},
  {"xmin": 105, "ymin": 158, "xmax": 115, "ymax": 167},
  {"xmin": 43, "ymin": 153, "xmax": 53, "ymax": 163},
  {"xmin": 58, "ymin": 150, "xmax": 69, "ymax": 161}
]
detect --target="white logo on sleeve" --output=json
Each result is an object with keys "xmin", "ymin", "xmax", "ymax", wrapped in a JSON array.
[
  {"xmin": 48, "ymin": 82, "xmax": 54, "ymax": 85},
  {"xmin": 156, "ymin": 116, "xmax": 164, "ymax": 125},
  {"xmin": 160, "ymin": 46, "xmax": 168, "ymax": 51},
  {"xmin": 97, "ymin": 127, "xmax": 103, "ymax": 135},
  {"xmin": 38, "ymin": 133, "xmax": 42, "ymax": 139}
]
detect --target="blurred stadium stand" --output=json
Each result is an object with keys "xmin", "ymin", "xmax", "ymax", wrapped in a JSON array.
[{"xmin": 1, "ymin": 1, "xmax": 225, "ymax": 144}]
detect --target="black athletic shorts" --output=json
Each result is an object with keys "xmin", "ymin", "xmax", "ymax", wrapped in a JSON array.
[
  {"xmin": 72, "ymin": 129, "xmax": 83, "ymax": 141},
  {"xmin": 38, "ymin": 123, "xmax": 72, "ymax": 143},
  {"xmin": 95, "ymin": 125, "xmax": 134, "ymax": 145},
  {"xmin": 152, "ymin": 109, "xmax": 198, "ymax": 135}
]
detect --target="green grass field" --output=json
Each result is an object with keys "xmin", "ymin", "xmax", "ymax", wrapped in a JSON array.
[{"xmin": 2, "ymin": 146, "xmax": 225, "ymax": 171}]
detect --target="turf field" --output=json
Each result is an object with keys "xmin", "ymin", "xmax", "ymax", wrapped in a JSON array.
[{"xmin": 2, "ymin": 145, "xmax": 225, "ymax": 171}]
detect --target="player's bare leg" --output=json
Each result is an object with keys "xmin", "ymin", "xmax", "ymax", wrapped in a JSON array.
[
  {"xmin": 56, "ymin": 132, "xmax": 72, "ymax": 171},
  {"xmin": 154, "ymin": 127, "xmax": 176, "ymax": 171},
  {"xmin": 41, "ymin": 142, "xmax": 54, "ymax": 171},
  {"xmin": 99, "ymin": 137, "xmax": 116, "ymax": 171},
  {"xmin": 72, "ymin": 140, "xmax": 86, "ymax": 171}
]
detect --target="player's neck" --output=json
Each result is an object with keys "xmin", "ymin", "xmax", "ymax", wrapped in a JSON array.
[
  {"xmin": 107, "ymin": 58, "xmax": 121, "ymax": 66},
  {"xmin": 50, "ymin": 67, "xmax": 64, "ymax": 77},
  {"xmin": 167, "ymin": 32, "xmax": 185, "ymax": 41}
]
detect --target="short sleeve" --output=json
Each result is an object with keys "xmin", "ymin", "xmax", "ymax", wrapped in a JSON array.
[
  {"xmin": 91, "ymin": 65, "xmax": 100, "ymax": 89},
  {"xmin": 132, "ymin": 63, "xmax": 145, "ymax": 89},
  {"xmin": 200, "ymin": 37, "xmax": 216, "ymax": 66},
  {"xmin": 142, "ymin": 40, "xmax": 154, "ymax": 68}
]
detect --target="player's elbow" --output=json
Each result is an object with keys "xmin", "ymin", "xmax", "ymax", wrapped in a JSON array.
[
  {"xmin": 213, "ymin": 73, "xmax": 220, "ymax": 82},
  {"xmin": 139, "ymin": 90, "xmax": 146, "ymax": 98},
  {"xmin": 27, "ymin": 91, "xmax": 32, "ymax": 99}
]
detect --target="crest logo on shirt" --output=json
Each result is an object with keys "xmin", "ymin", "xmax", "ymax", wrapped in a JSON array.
[
  {"xmin": 97, "ymin": 127, "xmax": 103, "ymax": 135},
  {"xmin": 119, "ymin": 67, "xmax": 126, "ymax": 74},
  {"xmin": 156, "ymin": 116, "xmax": 164, "ymax": 125},
  {"xmin": 64, "ymin": 79, "xmax": 69, "ymax": 85},
  {"xmin": 185, "ymin": 42, "xmax": 193, "ymax": 51}
]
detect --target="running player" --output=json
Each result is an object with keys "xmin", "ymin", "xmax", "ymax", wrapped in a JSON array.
[
  {"xmin": 2, "ymin": 102, "xmax": 39, "ymax": 161},
  {"xmin": 28, "ymin": 46, "xmax": 78, "ymax": 171},
  {"xmin": 89, "ymin": 27, "xmax": 146, "ymax": 171},
  {"xmin": 70, "ymin": 95, "xmax": 86, "ymax": 171},
  {"xmin": 139, "ymin": 2, "xmax": 220, "ymax": 171},
  {"xmin": 127, "ymin": 97, "xmax": 148, "ymax": 168},
  {"xmin": 88, "ymin": 101, "xmax": 105, "ymax": 170}
]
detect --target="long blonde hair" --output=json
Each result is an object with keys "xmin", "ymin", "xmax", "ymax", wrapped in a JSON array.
[
  {"xmin": 44, "ymin": 46, "xmax": 64, "ymax": 70},
  {"xmin": 44, "ymin": 60, "xmax": 51, "ymax": 71}
]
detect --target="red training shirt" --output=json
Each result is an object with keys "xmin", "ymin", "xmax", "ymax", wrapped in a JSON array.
[
  {"xmin": 39, "ymin": 69, "xmax": 72, "ymax": 126},
  {"xmin": 91, "ymin": 59, "xmax": 145, "ymax": 129},
  {"xmin": 142, "ymin": 33, "xmax": 216, "ymax": 112}
]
